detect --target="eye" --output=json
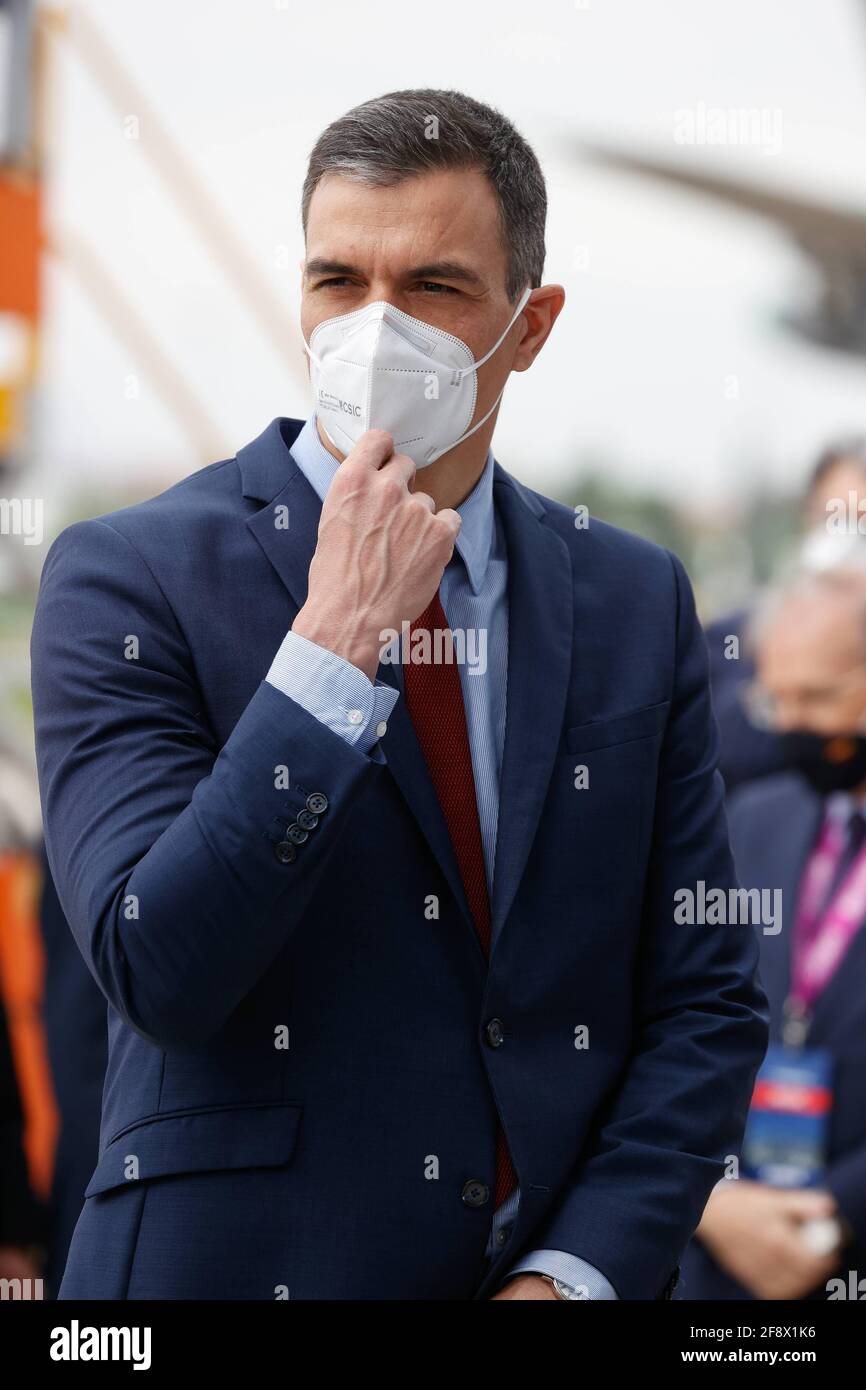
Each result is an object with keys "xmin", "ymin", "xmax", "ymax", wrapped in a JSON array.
[
  {"xmin": 316, "ymin": 277, "xmax": 354, "ymax": 289},
  {"xmin": 418, "ymin": 282, "xmax": 458, "ymax": 295}
]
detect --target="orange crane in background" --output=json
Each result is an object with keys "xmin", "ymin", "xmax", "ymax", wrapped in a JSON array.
[{"xmin": 0, "ymin": 0, "xmax": 39, "ymax": 469}]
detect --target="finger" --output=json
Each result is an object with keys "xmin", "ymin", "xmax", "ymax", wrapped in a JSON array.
[
  {"xmin": 435, "ymin": 507, "xmax": 462, "ymax": 541},
  {"xmin": 410, "ymin": 491, "xmax": 436, "ymax": 513},
  {"xmin": 776, "ymin": 1189, "xmax": 837, "ymax": 1220},
  {"xmin": 379, "ymin": 451, "xmax": 417, "ymax": 490},
  {"xmin": 349, "ymin": 430, "xmax": 395, "ymax": 469}
]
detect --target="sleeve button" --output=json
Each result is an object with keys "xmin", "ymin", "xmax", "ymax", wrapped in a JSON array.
[
  {"xmin": 274, "ymin": 840, "xmax": 296, "ymax": 864},
  {"xmin": 286, "ymin": 823, "xmax": 308, "ymax": 845},
  {"xmin": 306, "ymin": 793, "xmax": 328, "ymax": 815},
  {"xmin": 296, "ymin": 808, "xmax": 319, "ymax": 831}
]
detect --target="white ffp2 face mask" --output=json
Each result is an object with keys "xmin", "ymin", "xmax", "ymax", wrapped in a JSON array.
[{"xmin": 301, "ymin": 286, "xmax": 531, "ymax": 468}]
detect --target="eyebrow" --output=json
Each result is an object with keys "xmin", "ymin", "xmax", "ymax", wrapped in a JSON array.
[{"xmin": 304, "ymin": 258, "xmax": 486, "ymax": 288}]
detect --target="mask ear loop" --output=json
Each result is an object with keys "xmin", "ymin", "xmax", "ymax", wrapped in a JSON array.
[
  {"xmin": 301, "ymin": 335, "xmax": 323, "ymax": 372},
  {"xmin": 425, "ymin": 384, "xmax": 508, "ymax": 462},
  {"xmin": 452, "ymin": 285, "xmax": 532, "ymax": 381},
  {"xmin": 427, "ymin": 286, "xmax": 532, "ymax": 462}
]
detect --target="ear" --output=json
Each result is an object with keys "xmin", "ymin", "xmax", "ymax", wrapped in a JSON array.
[{"xmin": 511, "ymin": 285, "xmax": 566, "ymax": 372}]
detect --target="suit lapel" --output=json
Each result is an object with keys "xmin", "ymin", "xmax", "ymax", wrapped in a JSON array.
[
  {"xmin": 240, "ymin": 418, "xmax": 481, "ymax": 960},
  {"xmin": 490, "ymin": 469, "xmax": 574, "ymax": 944},
  {"xmin": 241, "ymin": 418, "xmax": 321, "ymax": 614},
  {"xmin": 381, "ymin": 468, "xmax": 576, "ymax": 960},
  {"xmin": 376, "ymin": 661, "xmax": 484, "ymax": 961}
]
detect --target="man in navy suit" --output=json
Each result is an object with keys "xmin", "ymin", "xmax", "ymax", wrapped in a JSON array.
[
  {"xmin": 30, "ymin": 89, "xmax": 767, "ymax": 1301},
  {"xmin": 680, "ymin": 564, "xmax": 866, "ymax": 1299}
]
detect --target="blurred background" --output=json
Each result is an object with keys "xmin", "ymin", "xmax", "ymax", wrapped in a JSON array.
[{"xmin": 2, "ymin": 0, "xmax": 866, "ymax": 1295}]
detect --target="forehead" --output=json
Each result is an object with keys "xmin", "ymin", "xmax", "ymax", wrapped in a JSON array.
[
  {"xmin": 304, "ymin": 168, "xmax": 506, "ymax": 276},
  {"xmin": 761, "ymin": 589, "xmax": 866, "ymax": 673}
]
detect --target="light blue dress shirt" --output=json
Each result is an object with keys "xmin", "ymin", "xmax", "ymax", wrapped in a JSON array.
[{"xmin": 265, "ymin": 413, "xmax": 619, "ymax": 1299}]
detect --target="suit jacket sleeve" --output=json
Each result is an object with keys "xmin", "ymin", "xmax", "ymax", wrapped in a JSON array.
[
  {"xmin": 519, "ymin": 551, "xmax": 770, "ymax": 1299},
  {"xmin": 31, "ymin": 518, "xmax": 383, "ymax": 1049}
]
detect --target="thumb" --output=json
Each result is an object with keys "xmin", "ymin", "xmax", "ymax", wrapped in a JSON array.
[{"xmin": 436, "ymin": 507, "xmax": 462, "ymax": 541}]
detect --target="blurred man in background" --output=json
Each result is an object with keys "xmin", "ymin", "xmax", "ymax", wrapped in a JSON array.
[
  {"xmin": 0, "ymin": 995, "xmax": 43, "ymax": 1286},
  {"xmin": 802, "ymin": 437, "xmax": 866, "ymax": 537},
  {"xmin": 0, "ymin": 740, "xmax": 50, "ymax": 1291},
  {"xmin": 681, "ymin": 563, "xmax": 866, "ymax": 1299},
  {"xmin": 38, "ymin": 845, "xmax": 106, "ymax": 1296},
  {"xmin": 707, "ymin": 437, "xmax": 866, "ymax": 794}
]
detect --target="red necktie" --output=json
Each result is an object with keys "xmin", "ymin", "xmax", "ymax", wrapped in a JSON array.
[{"xmin": 403, "ymin": 589, "xmax": 517, "ymax": 1209}]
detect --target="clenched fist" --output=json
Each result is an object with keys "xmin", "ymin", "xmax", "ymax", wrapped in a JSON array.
[
  {"xmin": 292, "ymin": 429, "xmax": 461, "ymax": 680},
  {"xmin": 697, "ymin": 1180, "xmax": 842, "ymax": 1299}
]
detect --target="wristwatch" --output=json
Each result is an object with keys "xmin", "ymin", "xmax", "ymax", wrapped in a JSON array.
[{"xmin": 540, "ymin": 1274, "xmax": 589, "ymax": 1300}]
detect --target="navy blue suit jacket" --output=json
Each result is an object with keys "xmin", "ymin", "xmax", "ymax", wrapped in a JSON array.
[
  {"xmin": 30, "ymin": 417, "xmax": 768, "ymax": 1300},
  {"xmin": 678, "ymin": 773, "xmax": 866, "ymax": 1299}
]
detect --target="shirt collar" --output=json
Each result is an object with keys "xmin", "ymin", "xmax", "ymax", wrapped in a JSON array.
[
  {"xmin": 287, "ymin": 413, "xmax": 341, "ymax": 505},
  {"xmin": 290, "ymin": 413, "xmax": 495, "ymax": 596},
  {"xmin": 451, "ymin": 446, "xmax": 495, "ymax": 595}
]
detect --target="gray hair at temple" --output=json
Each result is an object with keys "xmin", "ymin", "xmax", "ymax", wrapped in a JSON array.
[
  {"xmin": 301, "ymin": 89, "xmax": 547, "ymax": 302},
  {"xmin": 745, "ymin": 561, "xmax": 866, "ymax": 657}
]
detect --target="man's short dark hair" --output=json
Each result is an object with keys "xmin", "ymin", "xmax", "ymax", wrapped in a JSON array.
[{"xmin": 302, "ymin": 89, "xmax": 547, "ymax": 302}]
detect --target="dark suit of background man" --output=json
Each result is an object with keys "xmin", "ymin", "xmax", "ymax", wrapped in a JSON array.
[
  {"xmin": 681, "ymin": 565, "xmax": 866, "ymax": 1299},
  {"xmin": 30, "ymin": 89, "xmax": 768, "ymax": 1301},
  {"xmin": 0, "ymin": 996, "xmax": 45, "ymax": 1284},
  {"xmin": 38, "ymin": 843, "xmax": 107, "ymax": 1296}
]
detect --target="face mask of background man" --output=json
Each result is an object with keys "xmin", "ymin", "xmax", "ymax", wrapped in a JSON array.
[{"xmin": 749, "ymin": 570, "xmax": 866, "ymax": 796}]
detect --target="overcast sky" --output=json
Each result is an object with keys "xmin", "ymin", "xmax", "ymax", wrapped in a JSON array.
[{"xmin": 21, "ymin": 0, "xmax": 866, "ymax": 515}]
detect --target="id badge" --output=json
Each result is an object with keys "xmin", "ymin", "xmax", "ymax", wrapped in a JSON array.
[{"xmin": 741, "ymin": 1044, "xmax": 834, "ymax": 1187}]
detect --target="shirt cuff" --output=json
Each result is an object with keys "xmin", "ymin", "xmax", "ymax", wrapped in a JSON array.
[
  {"xmin": 266, "ymin": 629, "xmax": 399, "ymax": 754},
  {"xmin": 504, "ymin": 1249, "xmax": 620, "ymax": 1299}
]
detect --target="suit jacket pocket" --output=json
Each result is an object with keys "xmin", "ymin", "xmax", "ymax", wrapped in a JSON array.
[
  {"xmin": 565, "ymin": 700, "xmax": 670, "ymax": 754},
  {"xmin": 85, "ymin": 1100, "xmax": 303, "ymax": 1197}
]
